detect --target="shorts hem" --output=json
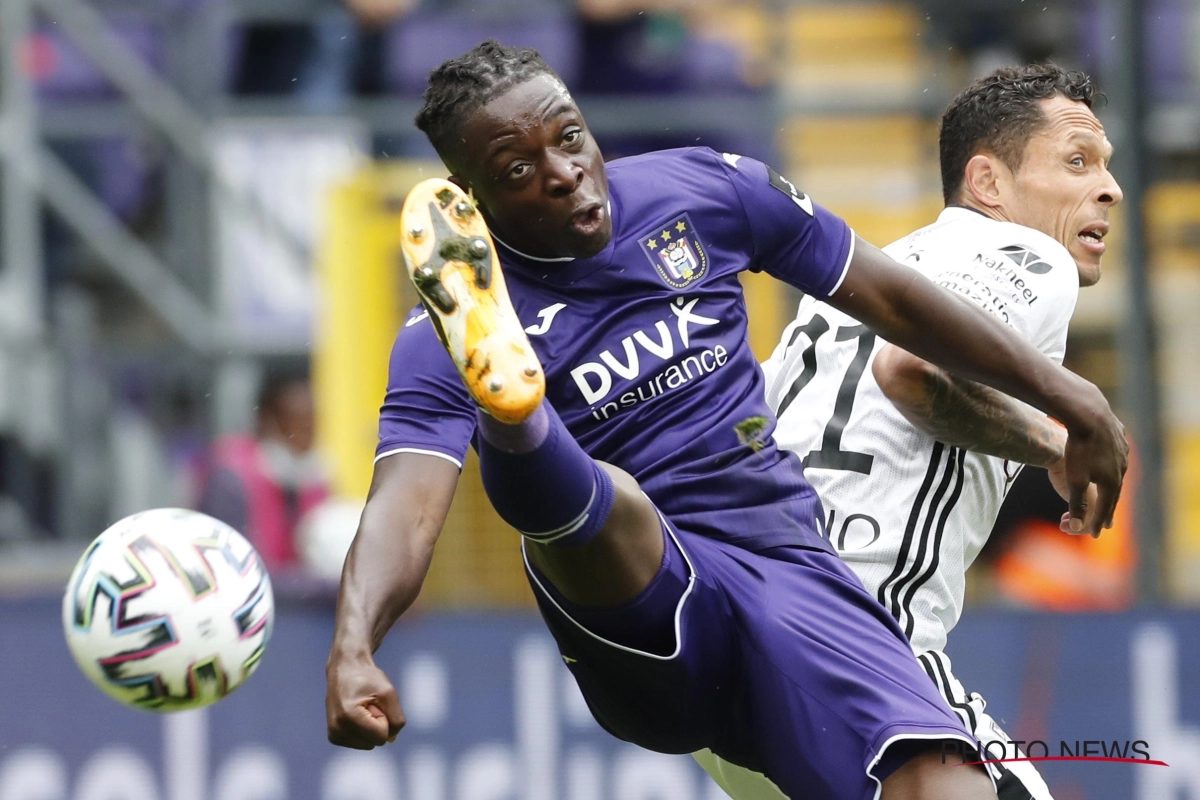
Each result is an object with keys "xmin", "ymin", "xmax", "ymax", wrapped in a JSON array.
[
  {"xmin": 866, "ymin": 726, "xmax": 995, "ymax": 800},
  {"xmin": 522, "ymin": 510, "xmax": 697, "ymax": 662}
]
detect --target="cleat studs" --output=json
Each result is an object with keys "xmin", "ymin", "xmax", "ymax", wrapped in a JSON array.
[
  {"xmin": 409, "ymin": 224, "xmax": 425, "ymax": 241},
  {"xmin": 488, "ymin": 379, "xmax": 504, "ymax": 393},
  {"xmin": 454, "ymin": 200, "xmax": 474, "ymax": 217},
  {"xmin": 523, "ymin": 366, "xmax": 538, "ymax": 378},
  {"xmin": 470, "ymin": 238, "xmax": 489, "ymax": 258}
]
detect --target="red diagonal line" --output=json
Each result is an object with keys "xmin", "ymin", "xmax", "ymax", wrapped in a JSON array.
[{"xmin": 956, "ymin": 757, "xmax": 1169, "ymax": 767}]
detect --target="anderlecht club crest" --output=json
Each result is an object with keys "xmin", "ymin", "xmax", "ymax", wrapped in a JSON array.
[{"xmin": 640, "ymin": 213, "xmax": 708, "ymax": 289}]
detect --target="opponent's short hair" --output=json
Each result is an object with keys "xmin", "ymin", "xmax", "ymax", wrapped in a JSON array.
[
  {"xmin": 415, "ymin": 40, "xmax": 560, "ymax": 170},
  {"xmin": 939, "ymin": 63, "xmax": 1099, "ymax": 204}
]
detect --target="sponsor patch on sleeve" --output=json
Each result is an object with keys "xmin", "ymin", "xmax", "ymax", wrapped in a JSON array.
[{"xmin": 766, "ymin": 166, "xmax": 814, "ymax": 216}]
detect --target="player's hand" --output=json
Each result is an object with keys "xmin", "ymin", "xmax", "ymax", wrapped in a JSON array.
[
  {"xmin": 326, "ymin": 651, "xmax": 406, "ymax": 749},
  {"xmin": 1047, "ymin": 458, "xmax": 1100, "ymax": 537},
  {"xmin": 1060, "ymin": 389, "xmax": 1128, "ymax": 537}
]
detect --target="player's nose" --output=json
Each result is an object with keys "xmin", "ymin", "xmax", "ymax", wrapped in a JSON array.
[
  {"xmin": 1097, "ymin": 169, "xmax": 1123, "ymax": 207},
  {"xmin": 544, "ymin": 151, "xmax": 583, "ymax": 197}
]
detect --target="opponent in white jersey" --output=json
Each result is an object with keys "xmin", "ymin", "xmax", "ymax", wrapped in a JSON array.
[
  {"xmin": 765, "ymin": 206, "xmax": 1078, "ymax": 656},
  {"xmin": 697, "ymin": 64, "xmax": 1122, "ymax": 799}
]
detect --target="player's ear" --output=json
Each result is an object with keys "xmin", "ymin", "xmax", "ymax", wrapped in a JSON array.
[{"xmin": 962, "ymin": 153, "xmax": 1004, "ymax": 210}]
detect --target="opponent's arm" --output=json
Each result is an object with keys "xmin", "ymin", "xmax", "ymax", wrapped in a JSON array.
[
  {"xmin": 326, "ymin": 452, "xmax": 459, "ymax": 749},
  {"xmin": 829, "ymin": 236, "xmax": 1126, "ymax": 534},
  {"xmin": 874, "ymin": 346, "xmax": 1102, "ymax": 534},
  {"xmin": 872, "ymin": 345, "xmax": 1066, "ymax": 467}
]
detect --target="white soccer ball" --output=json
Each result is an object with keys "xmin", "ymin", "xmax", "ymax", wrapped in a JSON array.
[{"xmin": 62, "ymin": 508, "xmax": 274, "ymax": 712}]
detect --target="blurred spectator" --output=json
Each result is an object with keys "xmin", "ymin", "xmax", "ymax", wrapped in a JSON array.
[
  {"xmin": 346, "ymin": 0, "xmax": 418, "ymax": 97},
  {"xmin": 230, "ymin": 0, "xmax": 418, "ymax": 102},
  {"xmin": 346, "ymin": 0, "xmax": 417, "ymax": 30},
  {"xmin": 230, "ymin": 22, "xmax": 318, "ymax": 96},
  {"xmin": 576, "ymin": 0, "xmax": 697, "ymax": 95},
  {"xmin": 198, "ymin": 375, "xmax": 330, "ymax": 571}
]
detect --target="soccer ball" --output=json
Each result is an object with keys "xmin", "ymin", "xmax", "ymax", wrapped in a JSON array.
[{"xmin": 62, "ymin": 508, "xmax": 274, "ymax": 712}]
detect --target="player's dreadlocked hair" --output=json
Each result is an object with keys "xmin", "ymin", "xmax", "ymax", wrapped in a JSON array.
[
  {"xmin": 415, "ymin": 41, "xmax": 560, "ymax": 169},
  {"xmin": 939, "ymin": 63, "xmax": 1100, "ymax": 204}
]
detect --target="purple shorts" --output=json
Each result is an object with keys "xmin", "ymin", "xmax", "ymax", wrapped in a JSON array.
[{"xmin": 524, "ymin": 514, "xmax": 976, "ymax": 799}]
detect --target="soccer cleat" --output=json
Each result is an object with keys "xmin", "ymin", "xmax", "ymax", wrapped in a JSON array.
[{"xmin": 399, "ymin": 179, "xmax": 545, "ymax": 424}]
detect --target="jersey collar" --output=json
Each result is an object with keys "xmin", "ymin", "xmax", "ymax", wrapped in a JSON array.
[
  {"xmin": 941, "ymin": 204, "xmax": 994, "ymax": 223},
  {"xmin": 492, "ymin": 233, "xmax": 577, "ymax": 263}
]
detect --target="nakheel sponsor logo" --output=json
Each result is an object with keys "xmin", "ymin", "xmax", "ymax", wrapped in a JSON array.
[
  {"xmin": 570, "ymin": 297, "xmax": 727, "ymax": 421},
  {"xmin": 971, "ymin": 252, "xmax": 1041, "ymax": 305},
  {"xmin": 941, "ymin": 738, "xmax": 1168, "ymax": 768}
]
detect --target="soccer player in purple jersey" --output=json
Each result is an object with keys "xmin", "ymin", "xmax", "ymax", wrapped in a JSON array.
[{"xmin": 325, "ymin": 42, "xmax": 1127, "ymax": 799}]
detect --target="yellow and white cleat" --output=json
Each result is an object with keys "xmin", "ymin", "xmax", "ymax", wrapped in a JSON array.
[{"xmin": 399, "ymin": 179, "xmax": 545, "ymax": 424}]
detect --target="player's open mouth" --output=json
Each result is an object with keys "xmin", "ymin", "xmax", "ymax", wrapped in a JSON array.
[
  {"xmin": 571, "ymin": 204, "xmax": 606, "ymax": 237},
  {"xmin": 1077, "ymin": 222, "xmax": 1108, "ymax": 255}
]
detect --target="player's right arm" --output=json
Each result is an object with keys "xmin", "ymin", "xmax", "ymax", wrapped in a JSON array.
[
  {"xmin": 873, "ymin": 345, "xmax": 1066, "ymax": 467},
  {"xmin": 326, "ymin": 452, "xmax": 459, "ymax": 749},
  {"xmin": 873, "ymin": 352, "xmax": 1098, "ymax": 533},
  {"xmin": 326, "ymin": 306, "xmax": 477, "ymax": 749},
  {"xmin": 831, "ymin": 238, "xmax": 1125, "ymax": 534}
]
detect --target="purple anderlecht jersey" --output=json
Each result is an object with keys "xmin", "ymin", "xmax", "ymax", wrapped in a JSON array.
[{"xmin": 376, "ymin": 148, "xmax": 854, "ymax": 552}]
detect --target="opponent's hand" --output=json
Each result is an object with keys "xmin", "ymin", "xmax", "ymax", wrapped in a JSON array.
[
  {"xmin": 1047, "ymin": 457, "xmax": 1100, "ymax": 537},
  {"xmin": 1060, "ymin": 389, "xmax": 1128, "ymax": 537},
  {"xmin": 326, "ymin": 651, "xmax": 405, "ymax": 749}
]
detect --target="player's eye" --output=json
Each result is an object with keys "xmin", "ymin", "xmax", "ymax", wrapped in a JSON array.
[
  {"xmin": 508, "ymin": 163, "xmax": 532, "ymax": 179},
  {"xmin": 1069, "ymin": 155, "xmax": 1085, "ymax": 168},
  {"xmin": 562, "ymin": 128, "xmax": 583, "ymax": 147}
]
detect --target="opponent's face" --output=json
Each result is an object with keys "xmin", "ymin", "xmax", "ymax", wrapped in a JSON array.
[
  {"xmin": 452, "ymin": 73, "xmax": 611, "ymax": 259},
  {"xmin": 1004, "ymin": 96, "xmax": 1122, "ymax": 286}
]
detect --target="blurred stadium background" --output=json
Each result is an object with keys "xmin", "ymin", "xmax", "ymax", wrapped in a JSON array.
[{"xmin": 1, "ymin": 0, "xmax": 1199, "ymax": 797}]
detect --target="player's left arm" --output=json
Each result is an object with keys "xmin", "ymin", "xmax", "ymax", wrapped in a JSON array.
[
  {"xmin": 827, "ymin": 236, "xmax": 1125, "ymax": 534},
  {"xmin": 872, "ymin": 345, "xmax": 1067, "ymax": 467}
]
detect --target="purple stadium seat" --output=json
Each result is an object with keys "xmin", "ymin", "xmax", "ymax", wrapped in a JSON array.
[
  {"xmin": 382, "ymin": 13, "xmax": 580, "ymax": 94},
  {"xmin": 1077, "ymin": 0, "xmax": 1194, "ymax": 103},
  {"xmin": 27, "ymin": 20, "xmax": 162, "ymax": 221},
  {"xmin": 30, "ymin": 19, "xmax": 163, "ymax": 101},
  {"xmin": 685, "ymin": 39, "xmax": 753, "ymax": 93}
]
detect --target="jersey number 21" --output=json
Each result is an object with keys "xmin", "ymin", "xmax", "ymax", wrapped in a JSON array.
[{"xmin": 777, "ymin": 313, "xmax": 875, "ymax": 475}]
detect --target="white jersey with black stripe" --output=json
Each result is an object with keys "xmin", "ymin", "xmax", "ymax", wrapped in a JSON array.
[{"xmin": 762, "ymin": 207, "xmax": 1079, "ymax": 654}]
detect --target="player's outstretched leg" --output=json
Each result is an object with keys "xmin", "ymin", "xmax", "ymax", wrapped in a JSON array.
[{"xmin": 400, "ymin": 178, "xmax": 665, "ymax": 607}]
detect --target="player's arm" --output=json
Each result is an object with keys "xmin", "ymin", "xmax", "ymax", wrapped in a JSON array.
[
  {"xmin": 324, "ymin": 450, "xmax": 458, "ymax": 753},
  {"xmin": 326, "ymin": 451, "xmax": 459, "ymax": 749},
  {"xmin": 873, "ymin": 345, "xmax": 1066, "ymax": 467},
  {"xmin": 874, "ymin": 349, "xmax": 1098, "ymax": 534},
  {"xmin": 828, "ymin": 236, "xmax": 1126, "ymax": 534}
]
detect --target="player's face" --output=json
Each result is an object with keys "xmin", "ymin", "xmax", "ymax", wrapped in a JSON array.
[
  {"xmin": 1005, "ymin": 95, "xmax": 1121, "ymax": 286},
  {"xmin": 453, "ymin": 73, "xmax": 611, "ymax": 259}
]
